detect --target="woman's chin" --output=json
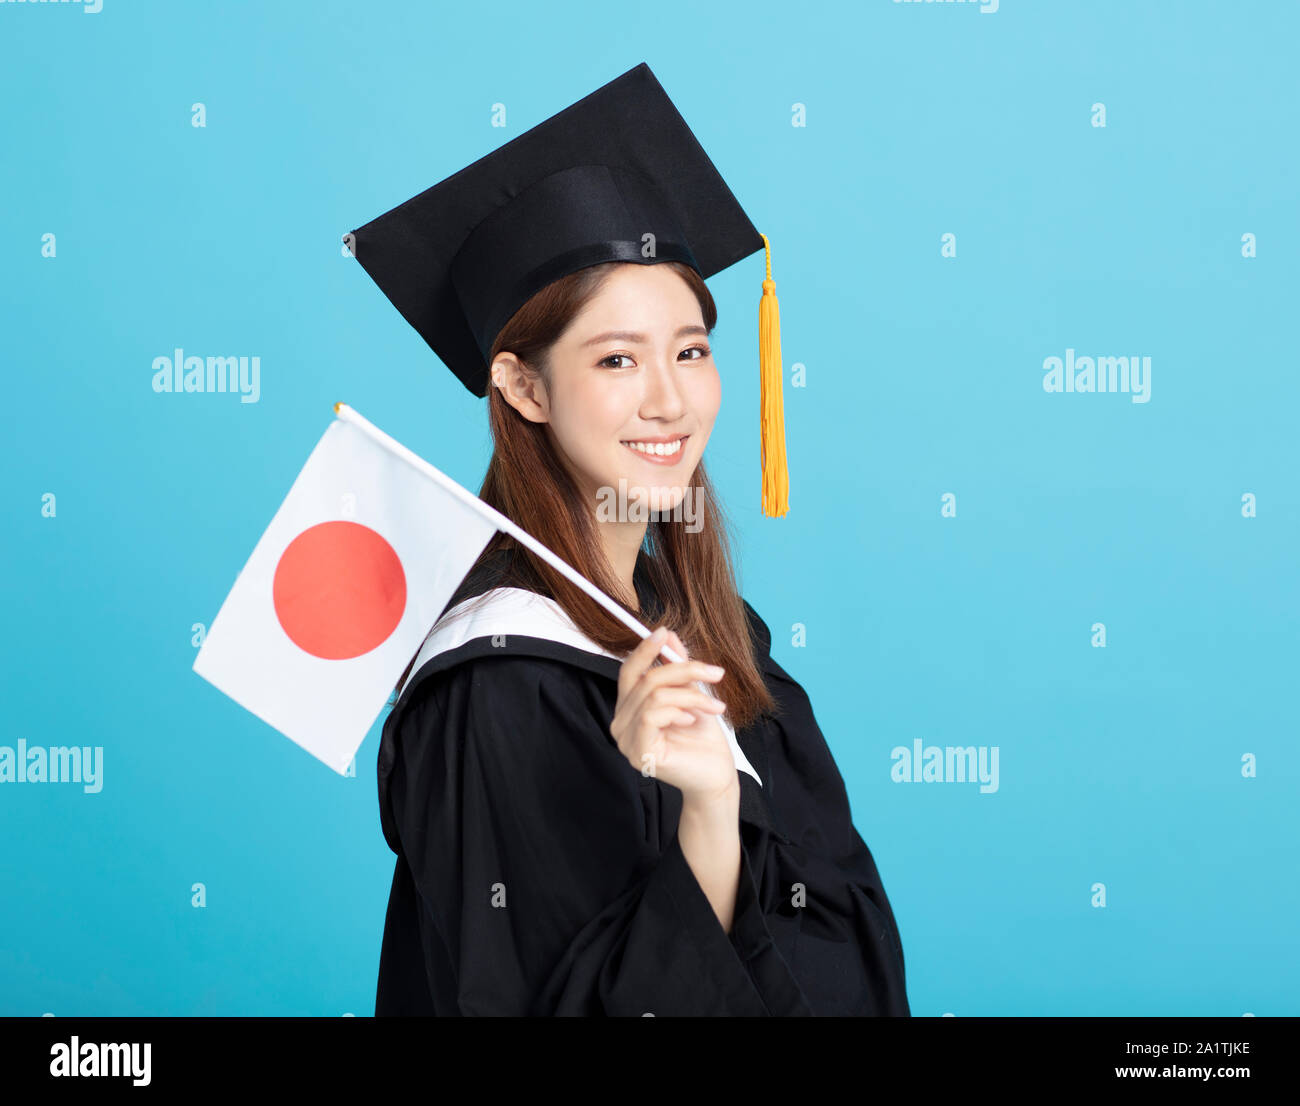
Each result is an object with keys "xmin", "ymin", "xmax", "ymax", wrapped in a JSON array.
[
  {"xmin": 641, "ymin": 486, "xmax": 687, "ymax": 516},
  {"xmin": 595, "ymin": 477, "xmax": 689, "ymax": 520}
]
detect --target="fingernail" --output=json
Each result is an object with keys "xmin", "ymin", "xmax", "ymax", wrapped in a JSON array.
[{"xmin": 705, "ymin": 664, "xmax": 724, "ymax": 676}]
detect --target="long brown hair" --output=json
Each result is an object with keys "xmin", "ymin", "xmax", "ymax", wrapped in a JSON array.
[{"xmin": 393, "ymin": 260, "xmax": 778, "ymax": 732}]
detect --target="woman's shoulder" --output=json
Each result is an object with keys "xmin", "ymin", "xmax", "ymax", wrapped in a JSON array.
[
  {"xmin": 377, "ymin": 634, "xmax": 622, "ymax": 856},
  {"xmin": 391, "ymin": 582, "xmax": 623, "ymax": 733},
  {"xmin": 401, "ymin": 582, "xmax": 625, "ymax": 697},
  {"xmin": 740, "ymin": 597, "xmax": 773, "ymax": 660},
  {"xmin": 738, "ymin": 598, "xmax": 808, "ymax": 697},
  {"xmin": 382, "ymin": 577, "xmax": 626, "ymax": 768},
  {"xmin": 411, "ymin": 628, "xmax": 612, "ymax": 697}
]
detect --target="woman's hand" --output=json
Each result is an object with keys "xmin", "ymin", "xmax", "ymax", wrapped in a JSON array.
[{"xmin": 610, "ymin": 626, "xmax": 738, "ymax": 805}]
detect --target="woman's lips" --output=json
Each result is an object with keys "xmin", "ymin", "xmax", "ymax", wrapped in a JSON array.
[{"xmin": 621, "ymin": 435, "xmax": 688, "ymax": 465}]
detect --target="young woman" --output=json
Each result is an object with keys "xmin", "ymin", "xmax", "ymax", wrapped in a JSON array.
[
  {"xmin": 372, "ymin": 256, "xmax": 911, "ymax": 1016},
  {"xmin": 351, "ymin": 61, "xmax": 910, "ymax": 1016}
]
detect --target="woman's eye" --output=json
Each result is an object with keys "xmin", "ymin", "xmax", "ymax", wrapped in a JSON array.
[{"xmin": 599, "ymin": 346, "xmax": 710, "ymax": 369}]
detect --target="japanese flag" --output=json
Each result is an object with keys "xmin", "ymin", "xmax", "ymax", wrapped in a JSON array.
[{"xmin": 193, "ymin": 405, "xmax": 499, "ymax": 774}]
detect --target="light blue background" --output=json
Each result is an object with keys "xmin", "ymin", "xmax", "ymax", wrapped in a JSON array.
[{"xmin": 2, "ymin": 0, "xmax": 1295, "ymax": 1016}]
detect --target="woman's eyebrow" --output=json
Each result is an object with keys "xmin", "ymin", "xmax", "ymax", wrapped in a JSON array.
[{"xmin": 580, "ymin": 325, "xmax": 709, "ymax": 347}]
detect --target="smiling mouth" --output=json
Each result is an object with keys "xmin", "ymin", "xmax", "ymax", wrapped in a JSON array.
[{"xmin": 621, "ymin": 435, "xmax": 687, "ymax": 460}]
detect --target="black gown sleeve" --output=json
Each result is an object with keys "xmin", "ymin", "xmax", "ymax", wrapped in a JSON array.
[
  {"xmin": 737, "ymin": 600, "xmax": 911, "ymax": 1016},
  {"xmin": 382, "ymin": 652, "xmax": 814, "ymax": 1016},
  {"xmin": 759, "ymin": 653, "xmax": 911, "ymax": 1014}
]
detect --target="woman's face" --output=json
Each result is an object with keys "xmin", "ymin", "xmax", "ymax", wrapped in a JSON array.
[{"xmin": 519, "ymin": 263, "xmax": 720, "ymax": 515}]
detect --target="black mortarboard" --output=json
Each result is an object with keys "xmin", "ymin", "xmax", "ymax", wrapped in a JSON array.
[{"xmin": 346, "ymin": 61, "xmax": 789, "ymax": 516}]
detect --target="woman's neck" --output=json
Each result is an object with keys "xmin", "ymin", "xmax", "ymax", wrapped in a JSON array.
[{"xmin": 597, "ymin": 518, "xmax": 648, "ymax": 611}]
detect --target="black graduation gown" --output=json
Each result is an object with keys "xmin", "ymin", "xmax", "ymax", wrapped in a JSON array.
[{"xmin": 375, "ymin": 552, "xmax": 910, "ymax": 1016}]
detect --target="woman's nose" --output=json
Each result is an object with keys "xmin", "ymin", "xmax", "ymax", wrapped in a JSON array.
[{"xmin": 640, "ymin": 356, "xmax": 686, "ymax": 419}]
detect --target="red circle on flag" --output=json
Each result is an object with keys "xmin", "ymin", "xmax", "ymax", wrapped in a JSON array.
[{"xmin": 272, "ymin": 521, "xmax": 406, "ymax": 659}]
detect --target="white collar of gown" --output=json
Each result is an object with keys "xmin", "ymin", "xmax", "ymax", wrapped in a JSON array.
[{"xmin": 399, "ymin": 586, "xmax": 762, "ymax": 787}]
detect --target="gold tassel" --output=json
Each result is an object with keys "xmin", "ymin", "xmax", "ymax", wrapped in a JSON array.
[{"xmin": 758, "ymin": 233, "xmax": 789, "ymax": 517}]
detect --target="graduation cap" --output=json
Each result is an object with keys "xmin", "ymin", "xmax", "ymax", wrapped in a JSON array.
[{"xmin": 346, "ymin": 61, "xmax": 789, "ymax": 517}]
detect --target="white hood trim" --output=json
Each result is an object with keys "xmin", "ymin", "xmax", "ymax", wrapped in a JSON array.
[{"xmin": 402, "ymin": 586, "xmax": 761, "ymax": 786}]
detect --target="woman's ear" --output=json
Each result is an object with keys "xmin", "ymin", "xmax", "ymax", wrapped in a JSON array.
[{"xmin": 491, "ymin": 352, "xmax": 549, "ymax": 423}]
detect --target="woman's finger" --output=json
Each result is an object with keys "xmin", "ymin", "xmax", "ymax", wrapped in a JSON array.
[
  {"xmin": 642, "ymin": 704, "xmax": 701, "ymax": 732},
  {"xmin": 620, "ymin": 659, "xmax": 724, "ymax": 723},
  {"xmin": 617, "ymin": 626, "xmax": 669, "ymax": 700},
  {"xmin": 664, "ymin": 629, "xmax": 688, "ymax": 662},
  {"xmin": 644, "ymin": 685, "xmax": 727, "ymax": 715}
]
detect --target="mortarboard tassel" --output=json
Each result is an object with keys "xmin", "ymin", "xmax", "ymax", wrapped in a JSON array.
[{"xmin": 758, "ymin": 234, "xmax": 790, "ymax": 517}]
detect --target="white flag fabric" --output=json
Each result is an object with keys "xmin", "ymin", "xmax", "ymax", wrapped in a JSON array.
[{"xmin": 193, "ymin": 410, "xmax": 499, "ymax": 774}]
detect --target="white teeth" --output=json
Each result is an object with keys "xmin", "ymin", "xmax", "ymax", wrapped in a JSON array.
[{"xmin": 624, "ymin": 439, "xmax": 683, "ymax": 456}]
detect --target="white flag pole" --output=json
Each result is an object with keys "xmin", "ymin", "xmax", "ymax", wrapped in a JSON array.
[{"xmin": 334, "ymin": 402, "xmax": 682, "ymax": 660}]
